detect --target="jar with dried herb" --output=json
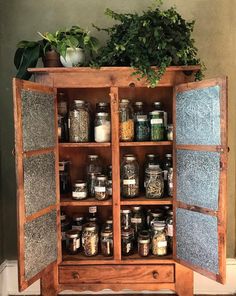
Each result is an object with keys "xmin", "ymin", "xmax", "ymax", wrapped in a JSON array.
[
  {"xmin": 138, "ymin": 230, "xmax": 150, "ymax": 257},
  {"xmin": 86, "ymin": 155, "xmax": 102, "ymax": 197},
  {"xmin": 121, "ymin": 209, "xmax": 132, "ymax": 229},
  {"xmin": 121, "ymin": 227, "xmax": 134, "ymax": 256},
  {"xmin": 131, "ymin": 206, "xmax": 145, "ymax": 238},
  {"xmin": 94, "ymin": 175, "xmax": 109, "ymax": 200},
  {"xmin": 149, "ymin": 111, "xmax": 165, "ymax": 141},
  {"xmin": 82, "ymin": 223, "xmax": 99, "ymax": 256},
  {"xmin": 72, "ymin": 180, "xmax": 87, "ymax": 200},
  {"xmin": 69, "ymin": 99, "xmax": 90, "ymax": 143},
  {"xmin": 152, "ymin": 101, "xmax": 167, "ymax": 131},
  {"xmin": 119, "ymin": 99, "xmax": 134, "ymax": 141},
  {"xmin": 145, "ymin": 167, "xmax": 164, "ymax": 199},
  {"xmin": 57, "ymin": 92, "xmax": 69, "ymax": 142},
  {"xmin": 151, "ymin": 222, "xmax": 168, "ymax": 256},
  {"xmin": 66, "ymin": 230, "xmax": 80, "ymax": 255},
  {"xmin": 121, "ymin": 154, "xmax": 139, "ymax": 198},
  {"xmin": 135, "ymin": 115, "xmax": 150, "ymax": 141},
  {"xmin": 101, "ymin": 228, "xmax": 113, "ymax": 257}
]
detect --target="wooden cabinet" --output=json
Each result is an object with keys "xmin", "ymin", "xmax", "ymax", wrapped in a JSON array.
[{"xmin": 13, "ymin": 67, "xmax": 228, "ymax": 296}]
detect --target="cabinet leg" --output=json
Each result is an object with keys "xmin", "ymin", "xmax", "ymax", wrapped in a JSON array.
[
  {"xmin": 41, "ymin": 263, "xmax": 58, "ymax": 296},
  {"xmin": 175, "ymin": 263, "xmax": 193, "ymax": 296}
]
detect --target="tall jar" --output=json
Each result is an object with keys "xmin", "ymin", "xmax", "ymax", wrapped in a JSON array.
[
  {"xmin": 86, "ymin": 155, "xmax": 102, "ymax": 197},
  {"xmin": 131, "ymin": 206, "xmax": 145, "ymax": 238},
  {"xmin": 121, "ymin": 227, "xmax": 134, "ymax": 256},
  {"xmin": 94, "ymin": 175, "xmax": 109, "ymax": 200},
  {"xmin": 168, "ymin": 168, "xmax": 173, "ymax": 197},
  {"xmin": 101, "ymin": 228, "xmax": 113, "ymax": 257},
  {"xmin": 162, "ymin": 154, "xmax": 173, "ymax": 196},
  {"xmin": 121, "ymin": 209, "xmax": 132, "ymax": 229},
  {"xmin": 57, "ymin": 92, "xmax": 69, "ymax": 142},
  {"xmin": 119, "ymin": 99, "xmax": 134, "ymax": 142},
  {"xmin": 59, "ymin": 161, "xmax": 71, "ymax": 194},
  {"xmin": 151, "ymin": 222, "xmax": 168, "ymax": 256},
  {"xmin": 121, "ymin": 154, "xmax": 139, "ymax": 198},
  {"xmin": 138, "ymin": 230, "xmax": 150, "ymax": 257},
  {"xmin": 69, "ymin": 99, "xmax": 90, "ymax": 142},
  {"xmin": 94, "ymin": 112, "xmax": 111, "ymax": 143},
  {"xmin": 149, "ymin": 111, "xmax": 165, "ymax": 141},
  {"xmin": 82, "ymin": 223, "xmax": 99, "ymax": 256},
  {"xmin": 145, "ymin": 167, "xmax": 164, "ymax": 199},
  {"xmin": 166, "ymin": 210, "xmax": 173, "ymax": 254},
  {"xmin": 135, "ymin": 115, "xmax": 150, "ymax": 141}
]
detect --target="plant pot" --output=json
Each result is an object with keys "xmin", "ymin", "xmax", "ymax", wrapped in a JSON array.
[
  {"xmin": 60, "ymin": 48, "xmax": 85, "ymax": 67},
  {"xmin": 42, "ymin": 50, "xmax": 62, "ymax": 67}
]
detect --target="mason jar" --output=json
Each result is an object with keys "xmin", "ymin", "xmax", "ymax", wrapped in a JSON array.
[
  {"xmin": 72, "ymin": 215, "xmax": 85, "ymax": 232},
  {"xmin": 131, "ymin": 206, "xmax": 145, "ymax": 238},
  {"xmin": 82, "ymin": 223, "xmax": 99, "ymax": 256},
  {"xmin": 162, "ymin": 154, "xmax": 173, "ymax": 196},
  {"xmin": 151, "ymin": 222, "xmax": 168, "ymax": 256},
  {"xmin": 59, "ymin": 161, "xmax": 71, "ymax": 194},
  {"xmin": 149, "ymin": 111, "xmax": 165, "ymax": 141},
  {"xmin": 101, "ymin": 228, "xmax": 113, "ymax": 257},
  {"xmin": 121, "ymin": 154, "xmax": 139, "ymax": 198},
  {"xmin": 166, "ymin": 210, "xmax": 173, "ymax": 254},
  {"xmin": 119, "ymin": 99, "xmax": 134, "ymax": 141},
  {"xmin": 135, "ymin": 115, "xmax": 150, "ymax": 141},
  {"xmin": 66, "ymin": 230, "xmax": 80, "ymax": 255},
  {"xmin": 94, "ymin": 112, "xmax": 111, "ymax": 143},
  {"xmin": 138, "ymin": 230, "xmax": 150, "ymax": 257},
  {"xmin": 121, "ymin": 208, "xmax": 132, "ymax": 229},
  {"xmin": 145, "ymin": 167, "xmax": 164, "ymax": 199},
  {"xmin": 72, "ymin": 180, "xmax": 87, "ymax": 200},
  {"xmin": 94, "ymin": 175, "xmax": 109, "ymax": 200},
  {"xmin": 69, "ymin": 99, "xmax": 90, "ymax": 143},
  {"xmin": 121, "ymin": 227, "xmax": 134, "ymax": 256}
]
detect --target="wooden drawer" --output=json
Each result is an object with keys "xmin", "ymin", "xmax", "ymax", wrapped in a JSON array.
[{"xmin": 59, "ymin": 264, "xmax": 174, "ymax": 284}]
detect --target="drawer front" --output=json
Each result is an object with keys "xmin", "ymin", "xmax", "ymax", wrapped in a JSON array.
[{"xmin": 59, "ymin": 264, "xmax": 174, "ymax": 284}]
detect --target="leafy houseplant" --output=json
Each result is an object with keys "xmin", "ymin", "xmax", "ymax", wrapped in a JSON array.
[{"xmin": 92, "ymin": 1, "xmax": 204, "ymax": 86}]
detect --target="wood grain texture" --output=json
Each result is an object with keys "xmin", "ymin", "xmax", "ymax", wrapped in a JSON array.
[
  {"xmin": 175, "ymin": 263, "xmax": 193, "ymax": 296},
  {"xmin": 41, "ymin": 263, "xmax": 58, "ymax": 296}
]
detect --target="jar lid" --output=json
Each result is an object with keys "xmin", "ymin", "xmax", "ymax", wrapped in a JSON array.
[
  {"xmin": 97, "ymin": 174, "xmax": 107, "ymax": 181},
  {"xmin": 146, "ymin": 154, "xmax": 156, "ymax": 159},
  {"xmin": 73, "ymin": 215, "xmax": 84, "ymax": 222},
  {"xmin": 66, "ymin": 230, "xmax": 79, "ymax": 238},
  {"xmin": 145, "ymin": 167, "xmax": 162, "ymax": 174},
  {"xmin": 139, "ymin": 230, "xmax": 150, "ymax": 239},
  {"xmin": 101, "ymin": 228, "xmax": 113, "ymax": 237},
  {"xmin": 149, "ymin": 110, "xmax": 164, "ymax": 115},
  {"xmin": 106, "ymin": 218, "xmax": 113, "ymax": 225},
  {"xmin": 84, "ymin": 223, "xmax": 97, "ymax": 231},
  {"xmin": 97, "ymin": 102, "xmax": 109, "ymax": 106},
  {"xmin": 121, "ymin": 227, "xmax": 134, "ymax": 236},
  {"xmin": 136, "ymin": 115, "xmax": 148, "ymax": 122},
  {"xmin": 88, "ymin": 154, "xmax": 99, "ymax": 159},
  {"xmin": 120, "ymin": 98, "xmax": 130, "ymax": 103},
  {"xmin": 123, "ymin": 154, "xmax": 136, "ymax": 161},
  {"xmin": 165, "ymin": 153, "xmax": 172, "ymax": 158},
  {"xmin": 74, "ymin": 180, "xmax": 86, "ymax": 187},
  {"xmin": 74, "ymin": 99, "xmax": 85, "ymax": 104},
  {"xmin": 96, "ymin": 112, "xmax": 109, "ymax": 117},
  {"xmin": 151, "ymin": 211, "xmax": 163, "ymax": 218},
  {"xmin": 152, "ymin": 221, "xmax": 166, "ymax": 230},
  {"xmin": 121, "ymin": 209, "xmax": 131, "ymax": 214},
  {"xmin": 153, "ymin": 101, "xmax": 162, "ymax": 108},
  {"xmin": 134, "ymin": 101, "xmax": 144, "ymax": 106},
  {"xmin": 132, "ymin": 206, "xmax": 142, "ymax": 211}
]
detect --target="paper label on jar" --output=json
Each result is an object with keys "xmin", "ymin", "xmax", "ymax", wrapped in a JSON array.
[
  {"xmin": 149, "ymin": 164, "xmax": 159, "ymax": 169},
  {"xmin": 76, "ymin": 238, "xmax": 80, "ymax": 249},
  {"xmin": 131, "ymin": 218, "xmax": 142, "ymax": 224},
  {"xmin": 72, "ymin": 225, "xmax": 83, "ymax": 231},
  {"xmin": 72, "ymin": 191, "xmax": 87, "ymax": 198},
  {"xmin": 163, "ymin": 170, "xmax": 168, "ymax": 180},
  {"xmin": 58, "ymin": 127, "xmax": 62, "ymax": 139},
  {"xmin": 167, "ymin": 225, "xmax": 173, "ymax": 237},
  {"xmin": 150, "ymin": 118, "xmax": 163, "ymax": 125},
  {"xmin": 68, "ymin": 118, "xmax": 70, "ymax": 129},
  {"xmin": 94, "ymin": 186, "xmax": 106, "ymax": 192},
  {"xmin": 59, "ymin": 163, "xmax": 65, "ymax": 171},
  {"xmin": 126, "ymin": 243, "xmax": 131, "ymax": 253},
  {"xmin": 123, "ymin": 179, "xmax": 136, "ymax": 185},
  {"xmin": 157, "ymin": 241, "xmax": 167, "ymax": 247},
  {"xmin": 89, "ymin": 206, "xmax": 97, "ymax": 214},
  {"xmin": 108, "ymin": 188, "xmax": 112, "ymax": 195}
]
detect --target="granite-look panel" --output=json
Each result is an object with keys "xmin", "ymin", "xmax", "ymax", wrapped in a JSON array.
[
  {"xmin": 21, "ymin": 89, "xmax": 55, "ymax": 151},
  {"xmin": 176, "ymin": 208, "xmax": 218, "ymax": 274},
  {"xmin": 24, "ymin": 210, "xmax": 57, "ymax": 280},
  {"xmin": 176, "ymin": 85, "xmax": 221, "ymax": 145},
  {"xmin": 24, "ymin": 152, "xmax": 56, "ymax": 216},
  {"xmin": 176, "ymin": 150, "xmax": 220, "ymax": 211}
]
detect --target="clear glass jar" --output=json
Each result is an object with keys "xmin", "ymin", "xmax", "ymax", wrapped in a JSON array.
[
  {"xmin": 138, "ymin": 230, "xmax": 150, "ymax": 257},
  {"xmin": 131, "ymin": 206, "xmax": 145, "ymax": 238},
  {"xmin": 101, "ymin": 228, "xmax": 113, "ymax": 257},
  {"xmin": 69, "ymin": 99, "xmax": 90, "ymax": 143},
  {"xmin": 94, "ymin": 112, "xmax": 111, "ymax": 143},
  {"xmin": 119, "ymin": 99, "xmax": 134, "ymax": 142},
  {"xmin": 61, "ymin": 212, "xmax": 71, "ymax": 249},
  {"xmin": 145, "ymin": 167, "xmax": 164, "ymax": 199},
  {"xmin": 104, "ymin": 217, "xmax": 113, "ymax": 230},
  {"xmin": 135, "ymin": 115, "xmax": 150, "ymax": 141},
  {"xmin": 151, "ymin": 222, "xmax": 168, "ymax": 256},
  {"xmin": 72, "ymin": 215, "xmax": 85, "ymax": 232},
  {"xmin": 87, "ymin": 206, "xmax": 98, "ymax": 224},
  {"xmin": 149, "ymin": 111, "xmax": 165, "ymax": 141},
  {"xmin": 59, "ymin": 161, "xmax": 71, "ymax": 194},
  {"xmin": 144, "ymin": 154, "xmax": 160, "ymax": 172},
  {"xmin": 168, "ymin": 168, "xmax": 173, "ymax": 197},
  {"xmin": 121, "ymin": 227, "xmax": 134, "ymax": 256},
  {"xmin": 121, "ymin": 154, "xmax": 139, "ymax": 198},
  {"xmin": 152, "ymin": 101, "xmax": 163, "ymax": 111},
  {"xmin": 66, "ymin": 230, "xmax": 80, "ymax": 255},
  {"xmin": 148, "ymin": 210, "xmax": 164, "ymax": 227},
  {"xmin": 96, "ymin": 102, "xmax": 110, "ymax": 113},
  {"xmin": 82, "ymin": 223, "xmax": 99, "ymax": 256},
  {"xmin": 58, "ymin": 92, "xmax": 69, "ymax": 142},
  {"xmin": 152, "ymin": 101, "xmax": 167, "ymax": 130},
  {"xmin": 162, "ymin": 154, "xmax": 173, "ymax": 196},
  {"xmin": 107, "ymin": 179, "xmax": 112, "ymax": 198},
  {"xmin": 86, "ymin": 155, "xmax": 102, "ymax": 176},
  {"xmin": 134, "ymin": 101, "xmax": 145, "ymax": 117},
  {"xmin": 94, "ymin": 175, "xmax": 109, "ymax": 200},
  {"xmin": 121, "ymin": 209, "xmax": 132, "ymax": 229},
  {"xmin": 166, "ymin": 210, "xmax": 173, "ymax": 254},
  {"xmin": 167, "ymin": 124, "xmax": 173, "ymax": 141},
  {"xmin": 72, "ymin": 180, "xmax": 87, "ymax": 200}
]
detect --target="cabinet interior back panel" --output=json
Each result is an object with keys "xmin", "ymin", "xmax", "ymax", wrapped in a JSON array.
[
  {"xmin": 21, "ymin": 89, "xmax": 55, "ymax": 151},
  {"xmin": 176, "ymin": 208, "xmax": 218, "ymax": 274},
  {"xmin": 176, "ymin": 85, "xmax": 221, "ymax": 145},
  {"xmin": 23, "ymin": 152, "xmax": 56, "ymax": 216},
  {"xmin": 24, "ymin": 210, "xmax": 57, "ymax": 280},
  {"xmin": 176, "ymin": 150, "xmax": 220, "ymax": 211}
]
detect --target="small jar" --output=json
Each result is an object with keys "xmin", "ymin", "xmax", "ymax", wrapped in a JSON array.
[
  {"xmin": 61, "ymin": 213, "xmax": 71, "ymax": 249},
  {"xmin": 88, "ymin": 173, "xmax": 97, "ymax": 197},
  {"xmin": 82, "ymin": 223, "xmax": 99, "ymax": 256},
  {"xmin": 121, "ymin": 227, "xmax": 134, "ymax": 256},
  {"xmin": 167, "ymin": 124, "xmax": 173, "ymax": 141},
  {"xmin": 138, "ymin": 230, "xmax": 150, "ymax": 257},
  {"xmin": 94, "ymin": 175, "xmax": 109, "ymax": 200},
  {"xmin": 121, "ymin": 209, "xmax": 132, "ymax": 229},
  {"xmin": 86, "ymin": 155, "xmax": 102, "ymax": 176},
  {"xmin": 72, "ymin": 215, "xmax": 85, "ymax": 232},
  {"xmin": 168, "ymin": 168, "xmax": 173, "ymax": 197},
  {"xmin": 131, "ymin": 206, "xmax": 145, "ymax": 238},
  {"xmin": 72, "ymin": 180, "xmax": 87, "ymax": 200},
  {"xmin": 121, "ymin": 154, "xmax": 139, "ymax": 198},
  {"xmin": 101, "ymin": 228, "xmax": 113, "ymax": 257},
  {"xmin": 69, "ymin": 99, "xmax": 90, "ymax": 143},
  {"xmin": 94, "ymin": 112, "xmax": 111, "ymax": 143},
  {"xmin": 135, "ymin": 115, "xmax": 150, "ymax": 141},
  {"xmin": 66, "ymin": 230, "xmax": 80, "ymax": 255},
  {"xmin": 107, "ymin": 180, "xmax": 112, "ymax": 198},
  {"xmin": 119, "ymin": 99, "xmax": 134, "ymax": 142},
  {"xmin": 148, "ymin": 210, "xmax": 164, "ymax": 227},
  {"xmin": 166, "ymin": 210, "xmax": 173, "ymax": 254},
  {"xmin": 145, "ymin": 167, "xmax": 164, "ymax": 199},
  {"xmin": 152, "ymin": 222, "xmax": 168, "ymax": 256},
  {"xmin": 59, "ymin": 161, "xmax": 71, "ymax": 194},
  {"xmin": 149, "ymin": 111, "xmax": 165, "ymax": 141}
]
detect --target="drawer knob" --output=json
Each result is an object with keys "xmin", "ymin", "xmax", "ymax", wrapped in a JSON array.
[
  {"xmin": 72, "ymin": 271, "xmax": 79, "ymax": 279},
  {"xmin": 152, "ymin": 271, "xmax": 159, "ymax": 279}
]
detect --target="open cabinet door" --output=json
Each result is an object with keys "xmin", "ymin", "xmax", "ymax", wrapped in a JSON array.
[
  {"xmin": 13, "ymin": 78, "xmax": 60, "ymax": 291},
  {"xmin": 173, "ymin": 78, "xmax": 227, "ymax": 284}
]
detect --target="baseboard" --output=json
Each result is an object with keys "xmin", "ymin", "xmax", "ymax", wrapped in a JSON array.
[{"xmin": 0, "ymin": 259, "xmax": 236, "ymax": 295}]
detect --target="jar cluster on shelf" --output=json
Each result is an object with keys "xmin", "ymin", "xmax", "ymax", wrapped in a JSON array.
[
  {"xmin": 121, "ymin": 153, "xmax": 173, "ymax": 199},
  {"xmin": 121, "ymin": 205, "xmax": 173, "ymax": 257},
  {"xmin": 59, "ymin": 154, "xmax": 112, "ymax": 201},
  {"xmin": 61, "ymin": 206, "xmax": 114, "ymax": 257}
]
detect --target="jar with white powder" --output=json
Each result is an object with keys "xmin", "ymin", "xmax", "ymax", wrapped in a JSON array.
[{"xmin": 94, "ymin": 112, "xmax": 111, "ymax": 142}]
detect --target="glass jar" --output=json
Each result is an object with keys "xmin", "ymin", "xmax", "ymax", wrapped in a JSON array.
[
  {"xmin": 66, "ymin": 230, "xmax": 80, "ymax": 255},
  {"xmin": 152, "ymin": 101, "xmax": 167, "ymax": 130},
  {"xmin": 121, "ymin": 227, "xmax": 134, "ymax": 256},
  {"xmin": 145, "ymin": 167, "xmax": 164, "ymax": 199},
  {"xmin": 138, "ymin": 230, "xmax": 150, "ymax": 257},
  {"xmin": 149, "ymin": 111, "xmax": 165, "ymax": 141},
  {"xmin": 151, "ymin": 222, "xmax": 168, "ymax": 256},
  {"xmin": 135, "ymin": 115, "xmax": 150, "ymax": 141},
  {"xmin": 72, "ymin": 215, "xmax": 84, "ymax": 232},
  {"xmin": 87, "ymin": 206, "xmax": 98, "ymax": 224},
  {"xmin": 94, "ymin": 112, "xmax": 111, "ymax": 143},
  {"xmin": 101, "ymin": 228, "xmax": 113, "ymax": 257},
  {"xmin": 166, "ymin": 210, "xmax": 173, "ymax": 254},
  {"xmin": 96, "ymin": 102, "xmax": 110, "ymax": 113},
  {"xmin": 69, "ymin": 99, "xmax": 90, "ymax": 143},
  {"xmin": 86, "ymin": 155, "xmax": 102, "ymax": 176},
  {"xmin": 58, "ymin": 92, "xmax": 69, "ymax": 142},
  {"xmin": 82, "ymin": 223, "xmax": 99, "ymax": 256},
  {"xmin": 61, "ymin": 213, "xmax": 71, "ymax": 249},
  {"xmin": 167, "ymin": 124, "xmax": 173, "ymax": 141},
  {"xmin": 72, "ymin": 180, "xmax": 87, "ymax": 200},
  {"xmin": 144, "ymin": 154, "xmax": 160, "ymax": 172},
  {"xmin": 134, "ymin": 101, "xmax": 145, "ymax": 117},
  {"xmin": 87, "ymin": 173, "xmax": 97, "ymax": 197},
  {"xmin": 131, "ymin": 206, "xmax": 145, "ymax": 238},
  {"xmin": 104, "ymin": 217, "xmax": 113, "ymax": 230},
  {"xmin": 121, "ymin": 209, "xmax": 132, "ymax": 229},
  {"xmin": 59, "ymin": 161, "xmax": 71, "ymax": 194},
  {"xmin": 168, "ymin": 168, "xmax": 173, "ymax": 197},
  {"xmin": 152, "ymin": 101, "xmax": 163, "ymax": 111},
  {"xmin": 119, "ymin": 99, "xmax": 134, "ymax": 142},
  {"xmin": 94, "ymin": 175, "xmax": 109, "ymax": 200},
  {"xmin": 148, "ymin": 210, "xmax": 164, "ymax": 227},
  {"xmin": 162, "ymin": 154, "xmax": 173, "ymax": 196},
  {"xmin": 121, "ymin": 154, "xmax": 139, "ymax": 198},
  {"xmin": 107, "ymin": 180, "xmax": 112, "ymax": 198}
]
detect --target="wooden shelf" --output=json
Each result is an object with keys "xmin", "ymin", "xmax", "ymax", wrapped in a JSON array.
[
  {"xmin": 120, "ymin": 141, "xmax": 172, "ymax": 147},
  {"xmin": 59, "ymin": 142, "xmax": 111, "ymax": 148},
  {"xmin": 120, "ymin": 197, "xmax": 173, "ymax": 205},
  {"xmin": 62, "ymin": 252, "xmax": 114, "ymax": 265},
  {"xmin": 60, "ymin": 197, "xmax": 112, "ymax": 206},
  {"xmin": 122, "ymin": 253, "xmax": 173, "ymax": 261}
]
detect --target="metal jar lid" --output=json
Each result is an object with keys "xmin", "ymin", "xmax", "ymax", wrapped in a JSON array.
[
  {"xmin": 123, "ymin": 154, "xmax": 136, "ymax": 161},
  {"xmin": 165, "ymin": 153, "xmax": 172, "ymax": 158},
  {"xmin": 97, "ymin": 102, "xmax": 109, "ymax": 107},
  {"xmin": 88, "ymin": 154, "xmax": 99, "ymax": 159},
  {"xmin": 96, "ymin": 112, "xmax": 109, "ymax": 117},
  {"xmin": 66, "ymin": 230, "xmax": 79, "ymax": 239},
  {"xmin": 121, "ymin": 209, "xmax": 131, "ymax": 214},
  {"xmin": 83, "ymin": 223, "xmax": 97, "ymax": 232},
  {"xmin": 101, "ymin": 228, "xmax": 113, "ymax": 237},
  {"xmin": 74, "ymin": 180, "xmax": 86, "ymax": 187},
  {"xmin": 132, "ymin": 206, "xmax": 142, "ymax": 211},
  {"xmin": 134, "ymin": 101, "xmax": 144, "ymax": 106},
  {"xmin": 73, "ymin": 215, "xmax": 84, "ymax": 222},
  {"xmin": 96, "ymin": 175, "xmax": 107, "ymax": 181},
  {"xmin": 152, "ymin": 221, "xmax": 166, "ymax": 231}
]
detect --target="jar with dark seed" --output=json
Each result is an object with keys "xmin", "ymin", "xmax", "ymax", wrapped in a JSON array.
[
  {"xmin": 121, "ymin": 227, "xmax": 134, "ymax": 256},
  {"xmin": 121, "ymin": 154, "xmax": 139, "ymax": 198},
  {"xmin": 135, "ymin": 115, "xmax": 150, "ymax": 141},
  {"xmin": 66, "ymin": 230, "xmax": 80, "ymax": 255},
  {"xmin": 138, "ymin": 230, "xmax": 150, "ymax": 257}
]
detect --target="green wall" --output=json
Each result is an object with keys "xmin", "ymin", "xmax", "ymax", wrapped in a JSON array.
[{"xmin": 0, "ymin": 0, "xmax": 235, "ymax": 260}]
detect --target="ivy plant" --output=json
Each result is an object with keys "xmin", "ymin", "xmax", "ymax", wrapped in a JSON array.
[{"xmin": 92, "ymin": 1, "xmax": 204, "ymax": 86}]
